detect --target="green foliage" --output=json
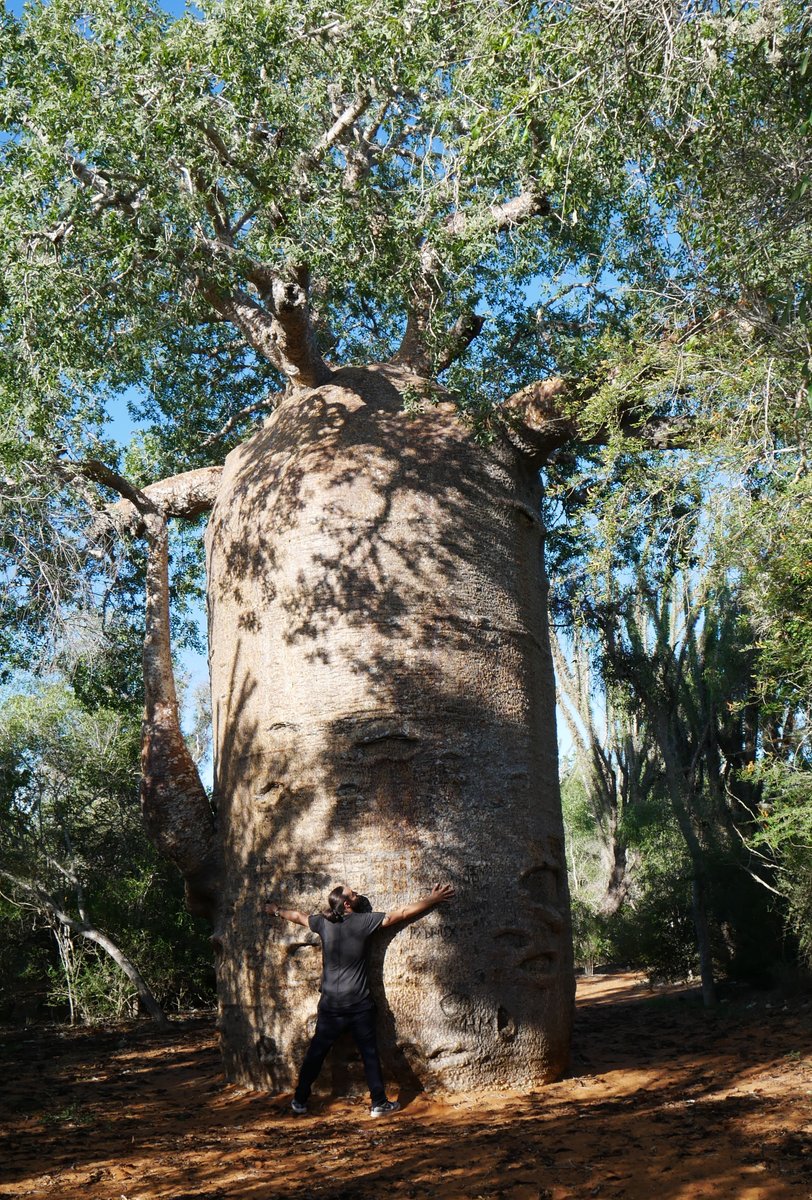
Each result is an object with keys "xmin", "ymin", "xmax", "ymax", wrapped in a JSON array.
[
  {"xmin": 569, "ymin": 898, "xmax": 612, "ymax": 976},
  {"xmin": 0, "ymin": 679, "xmax": 214, "ymax": 1021},
  {"xmin": 43, "ymin": 878, "xmax": 214, "ymax": 1021},
  {"xmin": 3, "ymin": 1, "xmax": 805, "ymax": 445},
  {"xmin": 560, "ymin": 770, "xmax": 608, "ymax": 970},
  {"xmin": 1, "ymin": 0, "xmax": 808, "ymax": 678},
  {"xmin": 610, "ymin": 867, "xmax": 699, "ymax": 986},
  {"xmin": 0, "ymin": 898, "xmax": 53, "ymax": 1020},
  {"xmin": 733, "ymin": 474, "xmax": 812, "ymax": 710},
  {"xmin": 750, "ymin": 764, "xmax": 812, "ymax": 968},
  {"xmin": 563, "ymin": 765, "xmax": 702, "ymax": 983},
  {"xmin": 558, "ymin": 561, "xmax": 794, "ymax": 986}
]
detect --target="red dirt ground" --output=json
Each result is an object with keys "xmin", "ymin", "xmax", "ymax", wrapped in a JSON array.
[{"xmin": 1, "ymin": 972, "xmax": 811, "ymax": 1200}]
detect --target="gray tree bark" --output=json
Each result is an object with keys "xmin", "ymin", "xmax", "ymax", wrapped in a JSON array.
[
  {"xmin": 204, "ymin": 363, "xmax": 575, "ymax": 1092},
  {"xmin": 102, "ymin": 356, "xmax": 689, "ymax": 1090}
]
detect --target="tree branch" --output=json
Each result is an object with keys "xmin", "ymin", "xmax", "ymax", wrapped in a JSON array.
[
  {"xmin": 391, "ymin": 190, "xmax": 549, "ymax": 375},
  {"xmin": 197, "ymin": 281, "xmax": 282, "ymax": 367},
  {"xmin": 266, "ymin": 277, "xmax": 333, "ymax": 388},
  {"xmin": 200, "ymin": 279, "xmax": 331, "ymax": 387},
  {"xmin": 62, "ymin": 460, "xmax": 221, "ymax": 539},
  {"xmin": 434, "ymin": 312, "xmax": 486, "ymax": 374},
  {"xmin": 20, "ymin": 120, "xmax": 146, "ymax": 248},
  {"xmin": 342, "ymin": 98, "xmax": 391, "ymax": 193},
  {"xmin": 198, "ymin": 116, "xmax": 287, "ymax": 225},
  {"xmin": 200, "ymin": 394, "xmax": 284, "ymax": 449},
  {"xmin": 297, "ymin": 91, "xmax": 372, "ymax": 177},
  {"xmin": 501, "ymin": 377, "xmax": 695, "ymax": 463},
  {"xmin": 501, "ymin": 377, "xmax": 579, "ymax": 459},
  {"xmin": 75, "ymin": 458, "xmax": 161, "ymax": 516},
  {"xmin": 91, "ymin": 465, "xmax": 225, "ymax": 538},
  {"xmin": 445, "ymin": 191, "xmax": 551, "ymax": 237},
  {"xmin": 390, "ymin": 305, "xmax": 436, "ymax": 377},
  {"xmin": 23, "ymin": 117, "xmax": 324, "ymax": 388}
]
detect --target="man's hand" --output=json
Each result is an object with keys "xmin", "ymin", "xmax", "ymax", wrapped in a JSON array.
[
  {"xmin": 381, "ymin": 881, "xmax": 456, "ymax": 927},
  {"xmin": 429, "ymin": 882, "xmax": 455, "ymax": 905}
]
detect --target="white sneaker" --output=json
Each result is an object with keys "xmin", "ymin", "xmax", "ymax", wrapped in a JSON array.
[
  {"xmin": 370, "ymin": 1099, "xmax": 400, "ymax": 1117},
  {"xmin": 291, "ymin": 1098, "xmax": 308, "ymax": 1115}
]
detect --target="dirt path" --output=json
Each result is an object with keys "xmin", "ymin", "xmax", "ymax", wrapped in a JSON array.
[{"xmin": 1, "ymin": 973, "xmax": 811, "ymax": 1200}]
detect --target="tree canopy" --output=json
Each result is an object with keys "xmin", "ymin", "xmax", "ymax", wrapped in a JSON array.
[
  {"xmin": 0, "ymin": 0, "xmax": 807, "ymax": 670},
  {"xmin": 1, "ymin": 0, "xmax": 807, "ymax": 451}
]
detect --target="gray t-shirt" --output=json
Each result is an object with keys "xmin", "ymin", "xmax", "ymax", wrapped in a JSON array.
[{"xmin": 308, "ymin": 911, "xmax": 385, "ymax": 1009}]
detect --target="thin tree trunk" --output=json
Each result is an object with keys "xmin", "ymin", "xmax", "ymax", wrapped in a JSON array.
[
  {"xmin": 53, "ymin": 925, "xmax": 76, "ymax": 1026},
  {"xmin": 77, "ymin": 926, "xmax": 168, "ymax": 1027},
  {"xmin": 76, "ymin": 463, "xmax": 221, "ymax": 920},
  {"xmin": 599, "ymin": 841, "xmax": 632, "ymax": 917},
  {"xmin": 141, "ymin": 515, "xmax": 219, "ymax": 919},
  {"xmin": 675, "ymin": 810, "xmax": 718, "ymax": 1008},
  {"xmin": 656, "ymin": 719, "xmax": 717, "ymax": 1008},
  {"xmin": 690, "ymin": 875, "xmax": 718, "ymax": 1007}
]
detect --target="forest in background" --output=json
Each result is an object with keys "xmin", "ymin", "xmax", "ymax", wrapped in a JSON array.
[{"xmin": 0, "ymin": 0, "xmax": 810, "ymax": 1025}]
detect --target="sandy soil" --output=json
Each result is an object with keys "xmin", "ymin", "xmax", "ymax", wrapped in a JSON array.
[{"xmin": 1, "ymin": 972, "xmax": 811, "ymax": 1200}]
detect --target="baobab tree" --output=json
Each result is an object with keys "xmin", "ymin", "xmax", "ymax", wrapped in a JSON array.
[{"xmin": 2, "ymin": 0, "xmax": 805, "ymax": 1090}]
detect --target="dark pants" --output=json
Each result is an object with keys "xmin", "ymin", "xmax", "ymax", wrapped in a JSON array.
[{"xmin": 294, "ymin": 1000, "xmax": 386, "ymax": 1106}]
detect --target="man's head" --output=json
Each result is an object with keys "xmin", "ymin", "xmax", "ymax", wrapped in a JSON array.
[{"xmin": 327, "ymin": 883, "xmax": 361, "ymax": 920}]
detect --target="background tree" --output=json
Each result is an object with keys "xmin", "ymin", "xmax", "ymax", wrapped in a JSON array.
[
  {"xmin": 553, "ymin": 624, "xmax": 659, "ymax": 916},
  {"xmin": 0, "ymin": 672, "xmax": 214, "ymax": 1024},
  {"xmin": 551, "ymin": 471, "xmax": 795, "ymax": 992}
]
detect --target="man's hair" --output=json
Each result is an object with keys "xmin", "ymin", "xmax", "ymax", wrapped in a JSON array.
[{"xmin": 325, "ymin": 885, "xmax": 348, "ymax": 923}]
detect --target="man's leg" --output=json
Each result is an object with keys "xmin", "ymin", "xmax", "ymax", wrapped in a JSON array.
[
  {"xmin": 348, "ymin": 1004, "xmax": 387, "ymax": 1108},
  {"xmin": 293, "ymin": 1008, "xmax": 345, "ymax": 1106}
]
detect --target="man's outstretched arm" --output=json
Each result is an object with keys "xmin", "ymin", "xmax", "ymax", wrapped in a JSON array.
[
  {"xmin": 381, "ymin": 882, "xmax": 455, "ymax": 928},
  {"xmin": 265, "ymin": 901, "xmax": 310, "ymax": 927}
]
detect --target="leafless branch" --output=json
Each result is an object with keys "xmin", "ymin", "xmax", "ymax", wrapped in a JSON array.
[
  {"xmin": 87, "ymin": 465, "xmax": 224, "ymax": 538},
  {"xmin": 297, "ymin": 91, "xmax": 372, "ymax": 177},
  {"xmin": 342, "ymin": 98, "xmax": 391, "ymax": 192},
  {"xmin": 200, "ymin": 394, "xmax": 285, "ymax": 448}
]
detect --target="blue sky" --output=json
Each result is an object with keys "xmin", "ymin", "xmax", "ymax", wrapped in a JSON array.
[{"xmin": 6, "ymin": 0, "xmax": 192, "ymax": 15}]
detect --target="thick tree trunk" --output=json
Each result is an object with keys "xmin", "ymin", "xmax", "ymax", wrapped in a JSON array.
[{"xmin": 205, "ymin": 363, "xmax": 574, "ymax": 1093}]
